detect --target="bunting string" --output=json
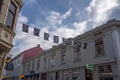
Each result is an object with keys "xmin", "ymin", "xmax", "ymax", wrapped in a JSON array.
[
  {"xmin": 22, "ymin": 23, "xmax": 67, "ymax": 44},
  {"xmin": 22, "ymin": 23, "xmax": 88, "ymax": 49}
]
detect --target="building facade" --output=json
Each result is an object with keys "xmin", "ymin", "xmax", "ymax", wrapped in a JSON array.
[
  {"xmin": 22, "ymin": 19, "xmax": 120, "ymax": 80},
  {"xmin": 5, "ymin": 53, "xmax": 23, "ymax": 80},
  {"xmin": 5, "ymin": 45, "xmax": 44, "ymax": 80},
  {"xmin": 6, "ymin": 19, "xmax": 120, "ymax": 80},
  {"xmin": 0, "ymin": 0, "xmax": 23, "ymax": 79}
]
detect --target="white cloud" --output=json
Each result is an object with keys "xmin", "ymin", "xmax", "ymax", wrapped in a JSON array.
[
  {"xmin": 86, "ymin": 0, "xmax": 119, "ymax": 27},
  {"xmin": 51, "ymin": 20, "xmax": 88, "ymax": 38},
  {"xmin": 10, "ymin": 14, "xmax": 40, "ymax": 57},
  {"xmin": 11, "ymin": 0, "xmax": 120, "ymax": 58},
  {"xmin": 46, "ymin": 8, "xmax": 72, "ymax": 29},
  {"xmin": 76, "ymin": 12, "xmax": 81, "ymax": 17},
  {"xmin": 10, "ymin": 10, "xmax": 87, "ymax": 57},
  {"xmin": 62, "ymin": 8, "xmax": 72, "ymax": 19},
  {"xmin": 46, "ymin": 11, "xmax": 62, "ymax": 27},
  {"xmin": 18, "ymin": 13, "xmax": 28, "ymax": 23}
]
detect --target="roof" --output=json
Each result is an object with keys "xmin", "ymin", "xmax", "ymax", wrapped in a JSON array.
[{"xmin": 22, "ymin": 45, "xmax": 44, "ymax": 62}]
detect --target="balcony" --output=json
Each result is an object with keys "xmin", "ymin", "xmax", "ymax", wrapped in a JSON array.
[{"xmin": 0, "ymin": 23, "xmax": 15, "ymax": 51}]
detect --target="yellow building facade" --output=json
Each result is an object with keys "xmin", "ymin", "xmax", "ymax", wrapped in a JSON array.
[{"xmin": 0, "ymin": 0, "xmax": 23, "ymax": 79}]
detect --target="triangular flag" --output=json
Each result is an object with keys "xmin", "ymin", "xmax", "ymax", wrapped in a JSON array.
[
  {"xmin": 44, "ymin": 33, "xmax": 49, "ymax": 40},
  {"xmin": 22, "ymin": 23, "xmax": 29, "ymax": 33},
  {"xmin": 34, "ymin": 28, "xmax": 40, "ymax": 36},
  {"xmin": 54, "ymin": 36, "xmax": 59, "ymax": 43}
]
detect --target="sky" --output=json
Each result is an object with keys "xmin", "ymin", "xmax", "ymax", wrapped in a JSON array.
[{"xmin": 10, "ymin": 0, "xmax": 120, "ymax": 57}]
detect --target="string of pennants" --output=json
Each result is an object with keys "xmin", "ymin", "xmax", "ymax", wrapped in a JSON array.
[
  {"xmin": 22, "ymin": 23, "xmax": 88, "ymax": 49},
  {"xmin": 22, "ymin": 23, "xmax": 66, "ymax": 44}
]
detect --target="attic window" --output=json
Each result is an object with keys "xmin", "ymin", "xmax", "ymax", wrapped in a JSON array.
[{"xmin": 94, "ymin": 32, "xmax": 102, "ymax": 36}]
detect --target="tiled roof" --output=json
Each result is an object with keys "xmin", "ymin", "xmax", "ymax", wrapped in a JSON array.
[{"xmin": 22, "ymin": 45, "xmax": 44, "ymax": 62}]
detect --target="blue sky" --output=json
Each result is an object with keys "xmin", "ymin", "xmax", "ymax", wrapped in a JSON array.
[{"xmin": 10, "ymin": 0, "xmax": 120, "ymax": 57}]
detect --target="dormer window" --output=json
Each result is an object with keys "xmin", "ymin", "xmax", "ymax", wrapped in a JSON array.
[{"xmin": 5, "ymin": 2, "xmax": 17, "ymax": 29}]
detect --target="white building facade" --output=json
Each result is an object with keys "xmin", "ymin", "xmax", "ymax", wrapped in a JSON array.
[{"xmin": 9, "ymin": 19, "xmax": 120, "ymax": 80}]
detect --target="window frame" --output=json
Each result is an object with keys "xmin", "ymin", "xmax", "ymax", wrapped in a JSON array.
[
  {"xmin": 50, "ymin": 53, "xmax": 56, "ymax": 67},
  {"xmin": 74, "ymin": 43, "xmax": 81, "ymax": 62},
  {"xmin": 5, "ymin": 2, "xmax": 17, "ymax": 29},
  {"xmin": 42, "ymin": 56, "xmax": 47, "ymax": 69},
  {"xmin": 0, "ymin": 0, "xmax": 3, "ymax": 12},
  {"xmin": 31, "ymin": 60, "xmax": 34, "ymax": 70},
  {"xmin": 27, "ymin": 63, "xmax": 30, "ymax": 72},
  {"xmin": 95, "ymin": 37, "xmax": 105, "ymax": 56},
  {"xmin": 60, "ymin": 47, "xmax": 66, "ymax": 64},
  {"xmin": 36, "ymin": 58, "xmax": 40, "ymax": 70}
]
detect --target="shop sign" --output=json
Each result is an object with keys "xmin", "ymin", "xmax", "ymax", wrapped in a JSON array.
[{"xmin": 86, "ymin": 64, "xmax": 95, "ymax": 70}]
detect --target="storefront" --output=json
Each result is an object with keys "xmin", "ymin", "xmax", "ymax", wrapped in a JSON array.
[
  {"xmin": 41, "ymin": 73, "xmax": 47, "ymax": 80},
  {"xmin": 72, "ymin": 69, "xmax": 80, "ymax": 80},
  {"xmin": 34, "ymin": 73, "xmax": 39, "ymax": 80},
  {"xmin": 98, "ymin": 64, "xmax": 113, "ymax": 80},
  {"xmin": 62, "ymin": 70, "xmax": 69, "ymax": 80}
]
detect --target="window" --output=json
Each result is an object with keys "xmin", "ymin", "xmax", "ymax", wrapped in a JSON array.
[
  {"xmin": 95, "ymin": 38, "xmax": 104, "ymax": 56},
  {"xmin": 50, "ymin": 53, "xmax": 55, "ymax": 67},
  {"xmin": 72, "ymin": 69, "xmax": 80, "ymax": 80},
  {"xmin": 61, "ymin": 47, "xmax": 66, "ymax": 64},
  {"xmin": 0, "ymin": 0, "xmax": 3, "ymax": 11},
  {"xmin": 98, "ymin": 65, "xmax": 113, "ymax": 80},
  {"xmin": 5, "ymin": 2, "xmax": 17, "ymax": 29},
  {"xmin": 74, "ymin": 43, "xmax": 81, "ymax": 62},
  {"xmin": 85, "ymin": 68, "xmax": 93, "ymax": 80},
  {"xmin": 56, "ymin": 72, "xmax": 59, "ymax": 80},
  {"xmin": 31, "ymin": 60, "xmax": 34, "ymax": 70},
  {"xmin": 27, "ymin": 63, "xmax": 30, "ymax": 72},
  {"xmin": 37, "ymin": 58, "xmax": 40, "ymax": 70},
  {"xmin": 42, "ymin": 56, "xmax": 47, "ymax": 68}
]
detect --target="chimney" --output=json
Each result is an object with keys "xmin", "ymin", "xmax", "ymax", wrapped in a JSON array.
[{"xmin": 37, "ymin": 44, "xmax": 40, "ymax": 47}]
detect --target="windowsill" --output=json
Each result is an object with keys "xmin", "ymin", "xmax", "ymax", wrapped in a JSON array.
[
  {"xmin": 94, "ymin": 53, "xmax": 105, "ymax": 58},
  {"xmin": 51, "ymin": 65, "xmax": 55, "ymax": 67},
  {"xmin": 60, "ymin": 62, "xmax": 66, "ymax": 65},
  {"xmin": 73, "ymin": 59, "xmax": 81, "ymax": 63}
]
